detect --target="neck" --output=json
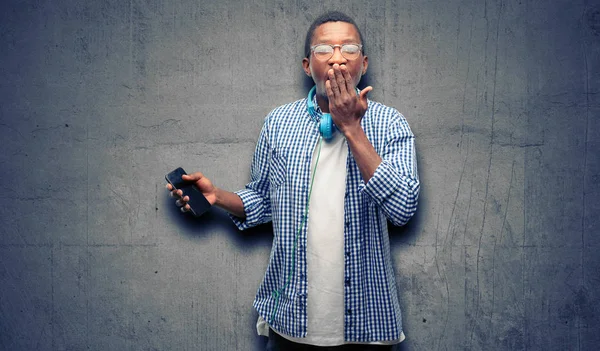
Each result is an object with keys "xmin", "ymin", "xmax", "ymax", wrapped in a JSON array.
[{"xmin": 316, "ymin": 95, "xmax": 330, "ymax": 113}]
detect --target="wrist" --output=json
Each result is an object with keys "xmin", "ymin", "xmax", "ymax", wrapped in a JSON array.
[
  {"xmin": 341, "ymin": 124, "xmax": 364, "ymax": 140},
  {"xmin": 213, "ymin": 187, "xmax": 223, "ymax": 207}
]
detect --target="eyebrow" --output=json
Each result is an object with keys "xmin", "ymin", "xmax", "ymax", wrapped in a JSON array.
[{"xmin": 313, "ymin": 38, "xmax": 360, "ymax": 44}]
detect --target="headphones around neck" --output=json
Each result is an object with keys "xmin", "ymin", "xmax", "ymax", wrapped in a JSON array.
[{"xmin": 306, "ymin": 86, "xmax": 334, "ymax": 140}]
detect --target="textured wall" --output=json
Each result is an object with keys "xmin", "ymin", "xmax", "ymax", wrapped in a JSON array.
[{"xmin": 1, "ymin": 0, "xmax": 599, "ymax": 350}]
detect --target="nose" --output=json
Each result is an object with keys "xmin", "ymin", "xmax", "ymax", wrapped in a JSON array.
[{"xmin": 328, "ymin": 46, "xmax": 347, "ymax": 65}]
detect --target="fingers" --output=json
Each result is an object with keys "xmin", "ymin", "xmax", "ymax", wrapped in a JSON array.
[
  {"xmin": 333, "ymin": 64, "xmax": 348, "ymax": 94},
  {"xmin": 166, "ymin": 185, "xmax": 182, "ymax": 198},
  {"xmin": 176, "ymin": 195, "xmax": 189, "ymax": 205},
  {"xmin": 339, "ymin": 65, "xmax": 354, "ymax": 94},
  {"xmin": 327, "ymin": 68, "xmax": 339, "ymax": 96},
  {"xmin": 325, "ymin": 79, "xmax": 334, "ymax": 100},
  {"xmin": 175, "ymin": 194, "xmax": 191, "ymax": 213},
  {"xmin": 328, "ymin": 64, "xmax": 354, "ymax": 98},
  {"xmin": 166, "ymin": 175, "xmax": 196, "ymax": 214}
]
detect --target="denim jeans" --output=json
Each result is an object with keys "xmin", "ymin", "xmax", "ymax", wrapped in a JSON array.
[{"xmin": 266, "ymin": 329, "xmax": 394, "ymax": 351}]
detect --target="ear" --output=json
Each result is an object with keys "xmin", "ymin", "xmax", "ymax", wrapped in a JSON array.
[
  {"xmin": 302, "ymin": 57, "xmax": 312, "ymax": 77},
  {"xmin": 361, "ymin": 55, "xmax": 369, "ymax": 76}
]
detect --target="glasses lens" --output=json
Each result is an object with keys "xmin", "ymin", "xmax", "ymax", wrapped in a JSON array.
[
  {"xmin": 313, "ymin": 45, "xmax": 333, "ymax": 60},
  {"xmin": 341, "ymin": 44, "xmax": 361, "ymax": 59}
]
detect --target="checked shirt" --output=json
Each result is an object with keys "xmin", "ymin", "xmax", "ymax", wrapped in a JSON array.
[{"xmin": 229, "ymin": 94, "xmax": 419, "ymax": 343}]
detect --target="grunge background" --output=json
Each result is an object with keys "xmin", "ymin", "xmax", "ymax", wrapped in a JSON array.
[{"xmin": 1, "ymin": 0, "xmax": 599, "ymax": 350}]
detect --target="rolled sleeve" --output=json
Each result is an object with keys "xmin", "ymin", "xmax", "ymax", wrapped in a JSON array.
[
  {"xmin": 229, "ymin": 188, "xmax": 271, "ymax": 230},
  {"xmin": 361, "ymin": 112, "xmax": 420, "ymax": 226},
  {"xmin": 362, "ymin": 160, "xmax": 419, "ymax": 226}
]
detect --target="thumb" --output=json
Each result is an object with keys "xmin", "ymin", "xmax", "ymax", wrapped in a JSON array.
[
  {"xmin": 359, "ymin": 86, "xmax": 373, "ymax": 103},
  {"xmin": 182, "ymin": 172, "xmax": 203, "ymax": 182}
]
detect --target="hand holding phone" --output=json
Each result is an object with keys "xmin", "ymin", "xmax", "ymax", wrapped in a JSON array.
[{"xmin": 165, "ymin": 167, "xmax": 212, "ymax": 217}]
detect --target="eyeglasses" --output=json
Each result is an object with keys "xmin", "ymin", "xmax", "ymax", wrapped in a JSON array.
[{"xmin": 310, "ymin": 43, "xmax": 363, "ymax": 61}]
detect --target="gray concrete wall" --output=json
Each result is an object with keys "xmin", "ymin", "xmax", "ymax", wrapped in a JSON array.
[{"xmin": 1, "ymin": 0, "xmax": 598, "ymax": 350}]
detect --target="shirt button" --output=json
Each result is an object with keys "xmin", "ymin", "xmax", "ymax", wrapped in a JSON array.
[
  {"xmin": 345, "ymin": 251, "xmax": 351, "ymax": 257},
  {"xmin": 345, "ymin": 278, "xmax": 351, "ymax": 287},
  {"xmin": 346, "ymin": 309, "xmax": 352, "ymax": 316},
  {"xmin": 345, "ymin": 221, "xmax": 350, "ymax": 228}
]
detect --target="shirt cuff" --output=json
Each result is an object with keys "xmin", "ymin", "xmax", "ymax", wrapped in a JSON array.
[
  {"xmin": 228, "ymin": 188, "xmax": 267, "ymax": 230},
  {"xmin": 361, "ymin": 159, "xmax": 418, "ymax": 206}
]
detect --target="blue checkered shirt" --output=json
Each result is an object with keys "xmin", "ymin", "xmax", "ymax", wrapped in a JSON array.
[{"xmin": 230, "ymin": 95, "xmax": 419, "ymax": 342}]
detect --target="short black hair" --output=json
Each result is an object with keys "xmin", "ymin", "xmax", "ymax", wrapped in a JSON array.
[{"xmin": 304, "ymin": 11, "xmax": 365, "ymax": 58}]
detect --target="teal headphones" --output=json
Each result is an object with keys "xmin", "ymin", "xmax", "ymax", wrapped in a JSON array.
[{"xmin": 306, "ymin": 86, "xmax": 335, "ymax": 140}]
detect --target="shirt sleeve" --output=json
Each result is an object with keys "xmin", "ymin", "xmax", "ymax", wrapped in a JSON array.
[
  {"xmin": 229, "ymin": 116, "xmax": 273, "ymax": 230},
  {"xmin": 361, "ymin": 112, "xmax": 420, "ymax": 226}
]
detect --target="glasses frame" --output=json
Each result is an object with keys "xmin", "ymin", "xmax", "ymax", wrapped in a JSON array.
[{"xmin": 310, "ymin": 43, "xmax": 363, "ymax": 61}]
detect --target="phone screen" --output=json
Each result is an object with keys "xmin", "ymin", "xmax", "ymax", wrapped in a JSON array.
[
  {"xmin": 165, "ymin": 167, "xmax": 212, "ymax": 217},
  {"xmin": 165, "ymin": 167, "xmax": 187, "ymax": 189}
]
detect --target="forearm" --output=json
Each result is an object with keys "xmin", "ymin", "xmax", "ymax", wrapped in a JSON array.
[
  {"xmin": 214, "ymin": 188, "xmax": 246, "ymax": 220},
  {"xmin": 344, "ymin": 123, "xmax": 419, "ymax": 226},
  {"xmin": 343, "ymin": 125, "xmax": 382, "ymax": 182},
  {"xmin": 357, "ymin": 132, "xmax": 419, "ymax": 226}
]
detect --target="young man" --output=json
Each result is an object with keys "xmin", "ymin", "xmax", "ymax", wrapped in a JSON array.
[{"xmin": 168, "ymin": 11, "xmax": 419, "ymax": 350}]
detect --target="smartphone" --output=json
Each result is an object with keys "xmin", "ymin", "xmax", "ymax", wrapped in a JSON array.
[{"xmin": 165, "ymin": 167, "xmax": 211, "ymax": 217}]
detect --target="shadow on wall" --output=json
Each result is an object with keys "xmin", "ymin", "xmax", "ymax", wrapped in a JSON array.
[
  {"xmin": 162, "ymin": 194, "xmax": 274, "ymax": 248},
  {"xmin": 163, "ymin": 193, "xmax": 271, "ymax": 351}
]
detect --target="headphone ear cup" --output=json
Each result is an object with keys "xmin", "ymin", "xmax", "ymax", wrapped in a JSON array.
[{"xmin": 320, "ymin": 113, "xmax": 333, "ymax": 140}]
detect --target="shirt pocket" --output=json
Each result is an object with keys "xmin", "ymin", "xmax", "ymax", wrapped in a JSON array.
[{"xmin": 268, "ymin": 148, "xmax": 287, "ymax": 190}]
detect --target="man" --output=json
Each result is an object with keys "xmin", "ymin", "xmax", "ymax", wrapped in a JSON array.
[{"xmin": 168, "ymin": 11, "xmax": 419, "ymax": 350}]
